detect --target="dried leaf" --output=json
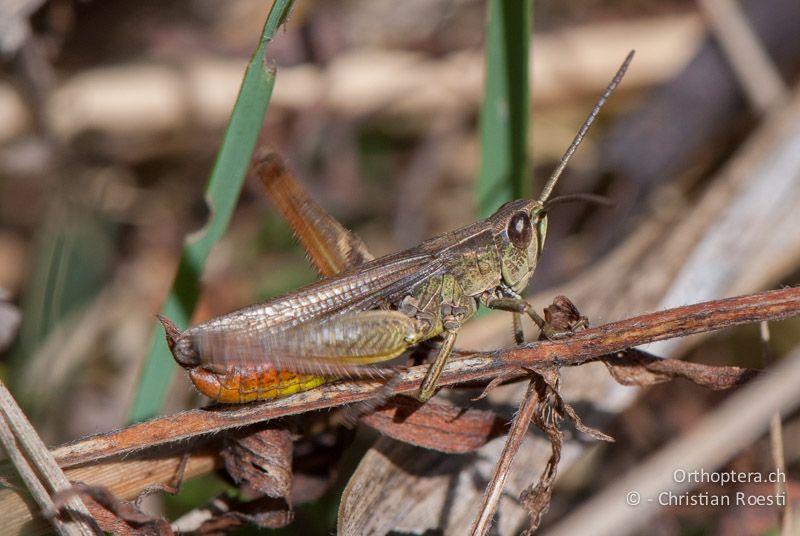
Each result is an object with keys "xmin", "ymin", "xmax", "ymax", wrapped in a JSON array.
[
  {"xmin": 520, "ymin": 373, "xmax": 563, "ymax": 534},
  {"xmin": 561, "ymin": 401, "xmax": 614, "ymax": 442},
  {"xmin": 194, "ymin": 495, "xmax": 295, "ymax": 534},
  {"xmin": 339, "ymin": 437, "xmax": 496, "ymax": 535},
  {"xmin": 50, "ymin": 482, "xmax": 172, "ymax": 535},
  {"xmin": 221, "ymin": 425, "xmax": 293, "ymax": 500},
  {"xmin": 359, "ymin": 396, "xmax": 508, "ymax": 453},
  {"xmin": 601, "ymin": 349, "xmax": 759, "ymax": 389},
  {"xmin": 544, "ymin": 295, "xmax": 589, "ymax": 332},
  {"xmin": 519, "ymin": 449, "xmax": 559, "ymax": 536},
  {"xmin": 290, "ymin": 423, "xmax": 354, "ymax": 503},
  {"xmin": 471, "ymin": 369, "xmax": 526, "ymax": 400},
  {"xmin": 199, "ymin": 426, "xmax": 297, "ymax": 532}
]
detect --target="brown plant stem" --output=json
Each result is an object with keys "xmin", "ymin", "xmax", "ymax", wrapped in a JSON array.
[
  {"xmin": 0, "ymin": 287, "xmax": 797, "ymax": 535},
  {"xmin": 760, "ymin": 321, "xmax": 792, "ymax": 534},
  {"xmin": 50, "ymin": 287, "xmax": 799, "ymax": 468},
  {"xmin": 470, "ymin": 378, "xmax": 539, "ymax": 536}
]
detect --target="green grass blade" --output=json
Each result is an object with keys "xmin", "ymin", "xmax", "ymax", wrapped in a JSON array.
[
  {"xmin": 11, "ymin": 204, "xmax": 113, "ymax": 414},
  {"xmin": 477, "ymin": 0, "xmax": 532, "ymax": 217},
  {"xmin": 129, "ymin": 0, "xmax": 294, "ymax": 422}
]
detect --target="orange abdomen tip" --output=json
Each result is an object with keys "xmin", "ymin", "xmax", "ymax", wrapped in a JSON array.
[{"xmin": 188, "ymin": 365, "xmax": 328, "ymax": 404}]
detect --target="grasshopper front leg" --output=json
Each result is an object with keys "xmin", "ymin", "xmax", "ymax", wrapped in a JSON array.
[{"xmin": 483, "ymin": 295, "xmax": 573, "ymax": 341}]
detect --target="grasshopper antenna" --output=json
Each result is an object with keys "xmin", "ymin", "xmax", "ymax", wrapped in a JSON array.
[
  {"xmin": 543, "ymin": 192, "xmax": 614, "ymax": 212},
  {"xmin": 537, "ymin": 50, "xmax": 635, "ymax": 204}
]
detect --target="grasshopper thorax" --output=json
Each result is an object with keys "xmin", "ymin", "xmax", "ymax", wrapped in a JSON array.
[{"xmin": 490, "ymin": 199, "xmax": 548, "ymax": 294}]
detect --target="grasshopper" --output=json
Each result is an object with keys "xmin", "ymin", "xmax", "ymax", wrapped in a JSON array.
[{"xmin": 160, "ymin": 52, "xmax": 634, "ymax": 404}]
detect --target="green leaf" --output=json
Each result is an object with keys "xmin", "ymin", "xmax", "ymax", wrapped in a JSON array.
[
  {"xmin": 129, "ymin": 0, "xmax": 295, "ymax": 422},
  {"xmin": 12, "ymin": 203, "xmax": 114, "ymax": 414},
  {"xmin": 476, "ymin": 0, "xmax": 533, "ymax": 217}
]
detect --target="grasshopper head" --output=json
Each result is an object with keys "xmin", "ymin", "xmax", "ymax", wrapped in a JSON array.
[
  {"xmin": 491, "ymin": 193, "xmax": 613, "ymax": 294},
  {"xmin": 491, "ymin": 199, "xmax": 549, "ymax": 294},
  {"xmin": 486, "ymin": 88, "xmax": 608, "ymax": 293},
  {"xmin": 487, "ymin": 51, "xmax": 634, "ymax": 294}
]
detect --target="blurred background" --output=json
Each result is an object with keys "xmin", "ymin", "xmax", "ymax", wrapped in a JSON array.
[{"xmin": 1, "ymin": 0, "xmax": 799, "ymax": 534}]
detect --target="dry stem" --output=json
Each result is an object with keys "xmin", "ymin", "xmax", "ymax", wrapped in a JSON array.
[
  {"xmin": 0, "ymin": 287, "xmax": 797, "ymax": 534},
  {"xmin": 53, "ymin": 287, "xmax": 800, "ymax": 468}
]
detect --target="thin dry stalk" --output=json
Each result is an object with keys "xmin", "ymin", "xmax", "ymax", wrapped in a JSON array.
[
  {"xmin": 0, "ymin": 287, "xmax": 797, "ymax": 534},
  {"xmin": 0, "ymin": 417, "xmax": 76, "ymax": 535},
  {"xmin": 760, "ymin": 321, "xmax": 792, "ymax": 535},
  {"xmin": 0, "ymin": 380, "xmax": 97, "ymax": 535},
  {"xmin": 49, "ymin": 287, "xmax": 800, "ymax": 467},
  {"xmin": 470, "ymin": 378, "xmax": 539, "ymax": 535}
]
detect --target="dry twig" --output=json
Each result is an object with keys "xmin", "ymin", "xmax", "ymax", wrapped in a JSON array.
[
  {"xmin": 0, "ymin": 287, "xmax": 797, "ymax": 534},
  {"xmin": 50, "ymin": 287, "xmax": 798, "ymax": 467},
  {"xmin": 0, "ymin": 380, "xmax": 96, "ymax": 535},
  {"xmin": 760, "ymin": 322, "xmax": 793, "ymax": 535}
]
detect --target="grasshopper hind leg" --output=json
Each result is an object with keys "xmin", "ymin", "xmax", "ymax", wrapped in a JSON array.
[
  {"xmin": 417, "ymin": 328, "xmax": 459, "ymax": 402},
  {"xmin": 414, "ymin": 283, "xmax": 477, "ymax": 401}
]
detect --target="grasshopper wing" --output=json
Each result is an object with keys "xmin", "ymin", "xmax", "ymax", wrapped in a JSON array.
[
  {"xmin": 162, "ymin": 308, "xmax": 420, "ymax": 403},
  {"xmin": 170, "ymin": 251, "xmax": 443, "ymax": 374},
  {"xmin": 185, "ymin": 309, "xmax": 419, "ymax": 378}
]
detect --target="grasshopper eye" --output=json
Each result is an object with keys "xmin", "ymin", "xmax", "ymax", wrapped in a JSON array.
[{"xmin": 507, "ymin": 211, "xmax": 532, "ymax": 250}]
